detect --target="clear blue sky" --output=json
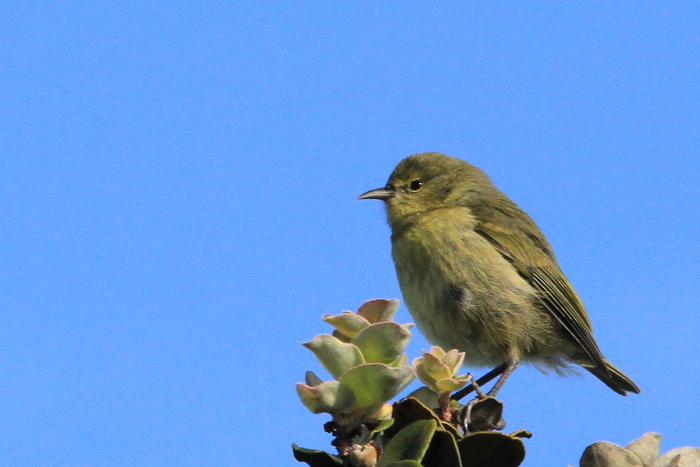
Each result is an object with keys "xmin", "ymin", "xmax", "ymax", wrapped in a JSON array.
[{"xmin": 1, "ymin": 2, "xmax": 698, "ymax": 466}]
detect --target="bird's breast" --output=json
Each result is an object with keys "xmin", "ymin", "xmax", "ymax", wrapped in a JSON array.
[{"xmin": 391, "ymin": 209, "xmax": 540, "ymax": 366}]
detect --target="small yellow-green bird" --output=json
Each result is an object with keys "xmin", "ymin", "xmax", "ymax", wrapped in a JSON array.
[{"xmin": 359, "ymin": 152, "xmax": 640, "ymax": 396}]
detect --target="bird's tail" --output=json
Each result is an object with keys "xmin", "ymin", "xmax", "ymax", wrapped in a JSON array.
[{"xmin": 585, "ymin": 359, "xmax": 641, "ymax": 396}]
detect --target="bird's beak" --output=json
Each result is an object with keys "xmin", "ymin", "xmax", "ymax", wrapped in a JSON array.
[{"xmin": 358, "ymin": 187, "xmax": 395, "ymax": 201}]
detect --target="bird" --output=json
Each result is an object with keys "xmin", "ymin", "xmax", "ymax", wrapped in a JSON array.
[{"xmin": 359, "ymin": 152, "xmax": 640, "ymax": 397}]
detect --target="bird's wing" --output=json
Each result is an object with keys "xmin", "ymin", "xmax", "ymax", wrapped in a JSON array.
[{"xmin": 471, "ymin": 203, "xmax": 607, "ymax": 372}]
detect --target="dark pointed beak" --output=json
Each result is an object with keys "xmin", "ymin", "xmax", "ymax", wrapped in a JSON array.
[{"xmin": 358, "ymin": 186, "xmax": 395, "ymax": 201}]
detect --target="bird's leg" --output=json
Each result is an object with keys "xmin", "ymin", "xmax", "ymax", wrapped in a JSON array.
[
  {"xmin": 452, "ymin": 362, "xmax": 508, "ymax": 401},
  {"xmin": 486, "ymin": 360, "xmax": 520, "ymax": 397}
]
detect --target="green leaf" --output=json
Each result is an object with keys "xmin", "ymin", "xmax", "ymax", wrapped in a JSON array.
[
  {"xmin": 384, "ymin": 461, "xmax": 423, "ymax": 467},
  {"xmin": 457, "ymin": 432, "xmax": 525, "ymax": 467},
  {"xmin": 371, "ymin": 417, "xmax": 396, "ymax": 437},
  {"xmin": 440, "ymin": 349, "xmax": 465, "ymax": 374},
  {"xmin": 387, "ymin": 353, "xmax": 409, "ymax": 368},
  {"xmin": 625, "ymin": 432, "xmax": 662, "ymax": 466},
  {"xmin": 414, "ymin": 360, "xmax": 437, "ymax": 390},
  {"xmin": 440, "ymin": 420, "xmax": 463, "ymax": 440},
  {"xmin": 339, "ymin": 364, "xmax": 415, "ymax": 414},
  {"xmin": 385, "ymin": 397, "xmax": 440, "ymax": 438},
  {"xmin": 291, "ymin": 444, "xmax": 344, "ymax": 467},
  {"xmin": 423, "ymin": 352, "xmax": 451, "ymax": 380},
  {"xmin": 323, "ymin": 312, "xmax": 371, "ymax": 338},
  {"xmin": 466, "ymin": 397, "xmax": 505, "ymax": 432},
  {"xmin": 378, "ymin": 419, "xmax": 437, "ymax": 466},
  {"xmin": 357, "ymin": 298, "xmax": 400, "ymax": 323},
  {"xmin": 423, "ymin": 429, "xmax": 462, "ymax": 467},
  {"xmin": 303, "ymin": 334, "xmax": 365, "ymax": 379},
  {"xmin": 305, "ymin": 371, "xmax": 323, "ymax": 387},
  {"xmin": 579, "ymin": 441, "xmax": 643, "ymax": 467},
  {"xmin": 296, "ymin": 381, "xmax": 356, "ymax": 415},
  {"xmin": 656, "ymin": 448, "xmax": 700, "ymax": 467},
  {"xmin": 404, "ymin": 386, "xmax": 440, "ymax": 410},
  {"xmin": 352, "ymin": 322, "xmax": 412, "ymax": 364},
  {"xmin": 436, "ymin": 377, "xmax": 469, "ymax": 393}
]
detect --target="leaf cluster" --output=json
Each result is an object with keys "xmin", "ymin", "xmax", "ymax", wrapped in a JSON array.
[{"xmin": 294, "ymin": 396, "xmax": 529, "ymax": 467}]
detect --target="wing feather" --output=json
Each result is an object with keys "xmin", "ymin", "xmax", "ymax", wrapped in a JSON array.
[{"xmin": 471, "ymin": 201, "xmax": 607, "ymax": 372}]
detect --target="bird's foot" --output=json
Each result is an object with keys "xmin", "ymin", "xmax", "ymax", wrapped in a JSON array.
[{"xmin": 486, "ymin": 360, "xmax": 520, "ymax": 397}]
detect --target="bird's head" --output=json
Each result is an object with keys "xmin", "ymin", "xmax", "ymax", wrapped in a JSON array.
[{"xmin": 359, "ymin": 152, "xmax": 494, "ymax": 229}]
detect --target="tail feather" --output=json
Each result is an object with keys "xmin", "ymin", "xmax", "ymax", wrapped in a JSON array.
[{"xmin": 585, "ymin": 360, "xmax": 641, "ymax": 396}]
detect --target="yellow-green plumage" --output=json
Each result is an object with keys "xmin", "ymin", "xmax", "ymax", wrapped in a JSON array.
[{"xmin": 360, "ymin": 152, "xmax": 640, "ymax": 396}]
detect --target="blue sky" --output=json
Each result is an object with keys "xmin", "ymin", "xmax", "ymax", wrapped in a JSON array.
[{"xmin": 1, "ymin": 2, "xmax": 698, "ymax": 466}]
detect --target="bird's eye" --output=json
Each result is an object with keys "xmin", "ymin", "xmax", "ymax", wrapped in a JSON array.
[{"xmin": 409, "ymin": 180, "xmax": 423, "ymax": 191}]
